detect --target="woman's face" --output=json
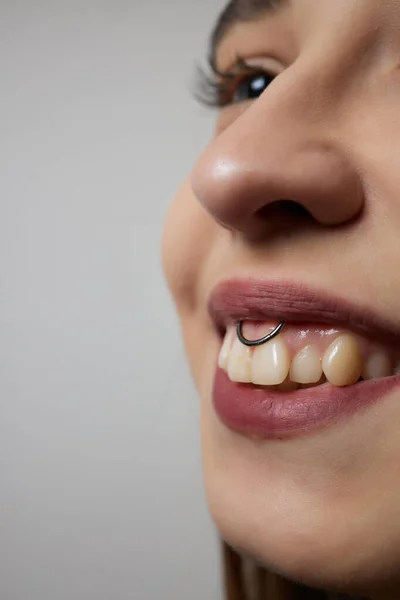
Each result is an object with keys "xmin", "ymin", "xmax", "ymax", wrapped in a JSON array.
[{"xmin": 163, "ymin": 0, "xmax": 400, "ymax": 595}]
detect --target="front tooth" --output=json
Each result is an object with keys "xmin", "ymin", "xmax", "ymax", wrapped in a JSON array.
[
  {"xmin": 322, "ymin": 334, "xmax": 362, "ymax": 387},
  {"xmin": 362, "ymin": 353, "xmax": 392, "ymax": 380},
  {"xmin": 289, "ymin": 344, "xmax": 322, "ymax": 384},
  {"xmin": 218, "ymin": 328, "xmax": 235, "ymax": 370},
  {"xmin": 299, "ymin": 376, "xmax": 326, "ymax": 390},
  {"xmin": 227, "ymin": 338, "xmax": 253, "ymax": 383},
  {"xmin": 251, "ymin": 338, "xmax": 290, "ymax": 386}
]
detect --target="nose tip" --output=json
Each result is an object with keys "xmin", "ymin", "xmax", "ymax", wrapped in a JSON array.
[{"xmin": 190, "ymin": 108, "xmax": 364, "ymax": 236}]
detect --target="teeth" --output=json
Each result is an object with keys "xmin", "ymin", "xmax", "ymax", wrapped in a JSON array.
[
  {"xmin": 218, "ymin": 328, "xmax": 235, "ymax": 370},
  {"xmin": 299, "ymin": 376, "xmax": 326, "ymax": 390},
  {"xmin": 322, "ymin": 334, "xmax": 363, "ymax": 387},
  {"xmin": 220, "ymin": 325, "xmax": 398, "ymax": 388},
  {"xmin": 227, "ymin": 338, "xmax": 253, "ymax": 383},
  {"xmin": 289, "ymin": 344, "xmax": 322, "ymax": 384},
  {"xmin": 251, "ymin": 337, "xmax": 290, "ymax": 386},
  {"xmin": 362, "ymin": 352, "xmax": 392, "ymax": 380}
]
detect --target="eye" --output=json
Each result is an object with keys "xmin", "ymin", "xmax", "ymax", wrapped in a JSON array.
[
  {"xmin": 232, "ymin": 71, "xmax": 275, "ymax": 104},
  {"xmin": 194, "ymin": 57, "xmax": 278, "ymax": 109}
]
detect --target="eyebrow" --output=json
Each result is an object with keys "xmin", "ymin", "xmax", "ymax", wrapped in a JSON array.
[{"xmin": 209, "ymin": 0, "xmax": 287, "ymax": 70}]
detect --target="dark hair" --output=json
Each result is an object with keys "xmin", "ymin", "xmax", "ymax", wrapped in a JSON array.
[
  {"xmin": 210, "ymin": 0, "xmax": 280, "ymax": 68},
  {"xmin": 221, "ymin": 540, "xmax": 365, "ymax": 600}
]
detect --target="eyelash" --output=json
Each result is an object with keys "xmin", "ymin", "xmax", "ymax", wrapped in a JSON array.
[{"xmin": 195, "ymin": 55, "xmax": 276, "ymax": 109}]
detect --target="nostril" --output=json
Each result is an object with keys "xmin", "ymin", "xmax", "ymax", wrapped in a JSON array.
[{"xmin": 256, "ymin": 199, "xmax": 312, "ymax": 223}]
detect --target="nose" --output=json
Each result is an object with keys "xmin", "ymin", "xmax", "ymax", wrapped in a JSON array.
[{"xmin": 190, "ymin": 80, "xmax": 364, "ymax": 238}]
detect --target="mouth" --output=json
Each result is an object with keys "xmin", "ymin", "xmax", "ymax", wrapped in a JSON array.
[{"xmin": 207, "ymin": 279, "xmax": 400, "ymax": 439}]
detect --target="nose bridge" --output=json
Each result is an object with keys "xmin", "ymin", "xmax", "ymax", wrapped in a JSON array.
[
  {"xmin": 191, "ymin": 65, "xmax": 364, "ymax": 233},
  {"xmin": 224, "ymin": 64, "xmax": 333, "ymax": 165}
]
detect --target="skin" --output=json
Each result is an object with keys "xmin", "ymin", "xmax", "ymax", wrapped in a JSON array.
[{"xmin": 162, "ymin": 1, "xmax": 400, "ymax": 596}]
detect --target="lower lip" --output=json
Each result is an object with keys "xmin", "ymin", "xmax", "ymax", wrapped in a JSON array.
[{"xmin": 213, "ymin": 368, "xmax": 400, "ymax": 440}]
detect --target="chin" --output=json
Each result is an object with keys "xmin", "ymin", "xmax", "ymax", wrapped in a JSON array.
[
  {"xmin": 205, "ymin": 469, "xmax": 400, "ymax": 597},
  {"xmin": 200, "ymin": 387, "xmax": 400, "ymax": 598}
]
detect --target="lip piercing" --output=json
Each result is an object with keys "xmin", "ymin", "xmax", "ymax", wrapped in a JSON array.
[{"xmin": 236, "ymin": 320, "xmax": 286, "ymax": 347}]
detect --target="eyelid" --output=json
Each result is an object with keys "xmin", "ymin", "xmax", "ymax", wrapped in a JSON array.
[{"xmin": 218, "ymin": 54, "xmax": 285, "ymax": 78}]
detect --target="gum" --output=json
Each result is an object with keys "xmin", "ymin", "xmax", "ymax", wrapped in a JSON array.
[{"xmin": 239, "ymin": 321, "xmax": 399, "ymax": 363}]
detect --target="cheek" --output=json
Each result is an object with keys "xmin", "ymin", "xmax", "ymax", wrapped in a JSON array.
[
  {"xmin": 161, "ymin": 178, "xmax": 215, "ymax": 316},
  {"xmin": 162, "ymin": 179, "xmax": 220, "ymax": 390}
]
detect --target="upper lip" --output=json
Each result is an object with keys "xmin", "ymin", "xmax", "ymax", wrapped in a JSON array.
[{"xmin": 207, "ymin": 278, "xmax": 400, "ymax": 347}]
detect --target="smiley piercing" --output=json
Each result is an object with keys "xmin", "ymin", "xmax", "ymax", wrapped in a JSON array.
[{"xmin": 236, "ymin": 320, "xmax": 286, "ymax": 347}]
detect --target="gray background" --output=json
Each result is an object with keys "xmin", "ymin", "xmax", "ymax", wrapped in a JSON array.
[{"xmin": 0, "ymin": 1, "xmax": 225, "ymax": 598}]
